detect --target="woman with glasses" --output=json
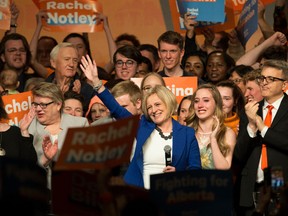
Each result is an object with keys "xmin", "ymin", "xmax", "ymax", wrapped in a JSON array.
[
  {"xmin": 25, "ymin": 82, "xmax": 89, "ymax": 168},
  {"xmin": 80, "ymin": 55, "xmax": 201, "ymax": 189},
  {"xmin": 20, "ymin": 82, "xmax": 89, "ymax": 193}
]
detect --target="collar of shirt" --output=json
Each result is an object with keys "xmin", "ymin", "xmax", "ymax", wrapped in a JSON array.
[{"xmin": 263, "ymin": 95, "xmax": 284, "ymax": 119}]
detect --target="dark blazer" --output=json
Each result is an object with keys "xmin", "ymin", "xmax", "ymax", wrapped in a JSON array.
[
  {"xmin": 234, "ymin": 93, "xmax": 288, "ymax": 207},
  {"xmin": 46, "ymin": 72, "xmax": 95, "ymax": 113},
  {"xmin": 97, "ymin": 88, "xmax": 201, "ymax": 188}
]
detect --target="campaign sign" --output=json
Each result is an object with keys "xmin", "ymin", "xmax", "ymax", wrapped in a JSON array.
[
  {"xmin": 0, "ymin": 0, "xmax": 10, "ymax": 30},
  {"xmin": 227, "ymin": 0, "xmax": 276, "ymax": 13},
  {"xmin": 162, "ymin": 0, "xmax": 236, "ymax": 34},
  {"xmin": 52, "ymin": 171, "xmax": 102, "ymax": 216},
  {"xmin": 52, "ymin": 170, "xmax": 150, "ymax": 216},
  {"xmin": 150, "ymin": 170, "xmax": 233, "ymax": 216},
  {"xmin": 177, "ymin": 0, "xmax": 225, "ymax": 23},
  {"xmin": 236, "ymin": 0, "xmax": 258, "ymax": 47},
  {"xmin": 32, "ymin": 0, "xmax": 103, "ymax": 32},
  {"xmin": 54, "ymin": 115, "xmax": 139, "ymax": 170},
  {"xmin": 131, "ymin": 76, "xmax": 197, "ymax": 104},
  {"xmin": 1, "ymin": 91, "xmax": 32, "ymax": 126}
]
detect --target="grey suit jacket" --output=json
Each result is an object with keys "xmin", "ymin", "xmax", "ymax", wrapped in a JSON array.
[{"xmin": 28, "ymin": 113, "xmax": 89, "ymax": 166}]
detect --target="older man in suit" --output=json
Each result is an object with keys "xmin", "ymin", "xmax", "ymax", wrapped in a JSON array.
[{"xmin": 234, "ymin": 60, "xmax": 288, "ymax": 216}]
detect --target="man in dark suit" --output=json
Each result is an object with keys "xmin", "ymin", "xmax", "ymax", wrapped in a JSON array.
[{"xmin": 234, "ymin": 60, "xmax": 288, "ymax": 216}]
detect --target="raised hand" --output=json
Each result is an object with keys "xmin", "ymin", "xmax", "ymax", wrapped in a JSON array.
[
  {"xmin": 72, "ymin": 79, "xmax": 81, "ymax": 94},
  {"xmin": 184, "ymin": 13, "xmax": 197, "ymax": 30},
  {"xmin": 10, "ymin": 1, "xmax": 20, "ymax": 24},
  {"xmin": 202, "ymin": 28, "xmax": 215, "ymax": 46},
  {"xmin": 36, "ymin": 10, "xmax": 49, "ymax": 27},
  {"xmin": 245, "ymin": 101, "xmax": 259, "ymax": 131},
  {"xmin": 42, "ymin": 135, "xmax": 58, "ymax": 163},
  {"xmin": 80, "ymin": 54, "xmax": 100, "ymax": 87},
  {"xmin": 93, "ymin": 12, "xmax": 109, "ymax": 29},
  {"xmin": 228, "ymin": 29, "xmax": 241, "ymax": 46},
  {"xmin": 19, "ymin": 108, "xmax": 36, "ymax": 137},
  {"xmin": 211, "ymin": 115, "xmax": 220, "ymax": 139}
]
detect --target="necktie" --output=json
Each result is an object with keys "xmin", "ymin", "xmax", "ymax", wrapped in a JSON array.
[{"xmin": 261, "ymin": 105, "xmax": 274, "ymax": 170}]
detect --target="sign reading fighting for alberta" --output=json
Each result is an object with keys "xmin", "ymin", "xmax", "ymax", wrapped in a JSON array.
[
  {"xmin": 150, "ymin": 170, "xmax": 233, "ymax": 216},
  {"xmin": 54, "ymin": 115, "xmax": 139, "ymax": 170},
  {"xmin": 32, "ymin": 0, "xmax": 103, "ymax": 32}
]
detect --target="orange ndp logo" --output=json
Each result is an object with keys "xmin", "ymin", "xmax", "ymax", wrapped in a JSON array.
[
  {"xmin": 0, "ymin": 0, "xmax": 10, "ymax": 30},
  {"xmin": 1, "ymin": 91, "xmax": 33, "ymax": 126},
  {"xmin": 33, "ymin": 0, "xmax": 103, "ymax": 32}
]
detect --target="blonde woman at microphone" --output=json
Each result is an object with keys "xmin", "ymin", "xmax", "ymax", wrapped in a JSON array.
[{"xmin": 80, "ymin": 55, "xmax": 201, "ymax": 189}]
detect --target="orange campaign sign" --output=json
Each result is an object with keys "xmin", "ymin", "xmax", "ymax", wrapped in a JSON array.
[
  {"xmin": 54, "ymin": 115, "xmax": 139, "ymax": 171},
  {"xmin": 131, "ymin": 77, "xmax": 198, "ymax": 104},
  {"xmin": 226, "ymin": 0, "xmax": 276, "ymax": 13},
  {"xmin": 1, "ymin": 91, "xmax": 33, "ymax": 126},
  {"xmin": 0, "ymin": 0, "xmax": 11, "ymax": 30},
  {"xmin": 32, "ymin": 0, "xmax": 103, "ymax": 32}
]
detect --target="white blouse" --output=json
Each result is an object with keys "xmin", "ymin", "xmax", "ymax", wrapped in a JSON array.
[{"xmin": 142, "ymin": 129, "xmax": 172, "ymax": 189}]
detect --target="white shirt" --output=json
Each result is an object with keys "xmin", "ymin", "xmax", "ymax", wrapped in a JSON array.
[
  {"xmin": 247, "ymin": 96, "xmax": 284, "ymax": 182},
  {"xmin": 142, "ymin": 129, "xmax": 172, "ymax": 189}
]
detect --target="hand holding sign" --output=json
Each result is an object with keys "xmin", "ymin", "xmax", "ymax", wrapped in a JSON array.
[
  {"xmin": 183, "ymin": 13, "xmax": 197, "ymax": 30},
  {"xmin": 93, "ymin": 12, "xmax": 108, "ymax": 29},
  {"xmin": 36, "ymin": 9, "xmax": 49, "ymax": 27}
]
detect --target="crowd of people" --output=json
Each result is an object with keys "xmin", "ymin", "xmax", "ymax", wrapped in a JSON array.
[{"xmin": 0, "ymin": 1, "xmax": 288, "ymax": 215}]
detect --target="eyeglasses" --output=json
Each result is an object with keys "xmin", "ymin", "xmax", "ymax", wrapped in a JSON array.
[
  {"xmin": 115, "ymin": 60, "xmax": 135, "ymax": 68},
  {"xmin": 6, "ymin": 48, "xmax": 27, "ymax": 54},
  {"xmin": 256, "ymin": 75, "xmax": 286, "ymax": 84},
  {"xmin": 31, "ymin": 101, "xmax": 54, "ymax": 109},
  {"xmin": 231, "ymin": 78, "xmax": 243, "ymax": 84}
]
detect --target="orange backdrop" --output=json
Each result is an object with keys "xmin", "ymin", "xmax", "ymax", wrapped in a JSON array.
[
  {"xmin": 0, "ymin": 0, "xmax": 166, "ymax": 68},
  {"xmin": 0, "ymin": 0, "xmax": 268, "ymax": 68}
]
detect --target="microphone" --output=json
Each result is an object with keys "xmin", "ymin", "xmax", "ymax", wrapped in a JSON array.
[{"xmin": 164, "ymin": 145, "xmax": 172, "ymax": 166}]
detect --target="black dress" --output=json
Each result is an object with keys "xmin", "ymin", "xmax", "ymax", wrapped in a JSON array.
[
  {"xmin": 0, "ymin": 125, "xmax": 37, "ymax": 162},
  {"xmin": 0, "ymin": 126, "xmax": 48, "ymax": 215}
]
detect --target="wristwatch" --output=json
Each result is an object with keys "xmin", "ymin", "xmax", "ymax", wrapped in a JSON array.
[
  {"xmin": 10, "ymin": 24, "xmax": 17, "ymax": 28},
  {"xmin": 93, "ymin": 80, "xmax": 103, "ymax": 92}
]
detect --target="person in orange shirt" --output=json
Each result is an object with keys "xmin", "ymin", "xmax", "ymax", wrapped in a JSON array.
[{"xmin": 216, "ymin": 80, "xmax": 245, "ymax": 135}]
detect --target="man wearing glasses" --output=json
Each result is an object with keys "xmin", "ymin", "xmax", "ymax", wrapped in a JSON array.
[
  {"xmin": 234, "ymin": 60, "xmax": 288, "ymax": 216},
  {"xmin": 0, "ymin": 33, "xmax": 31, "ymax": 92},
  {"xmin": 113, "ymin": 45, "xmax": 142, "ymax": 81}
]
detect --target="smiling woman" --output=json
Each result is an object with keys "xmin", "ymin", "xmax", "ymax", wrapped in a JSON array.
[
  {"xmin": 186, "ymin": 84, "xmax": 236, "ymax": 170},
  {"xmin": 19, "ymin": 82, "xmax": 89, "ymax": 194},
  {"xmin": 80, "ymin": 54, "xmax": 202, "ymax": 189}
]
